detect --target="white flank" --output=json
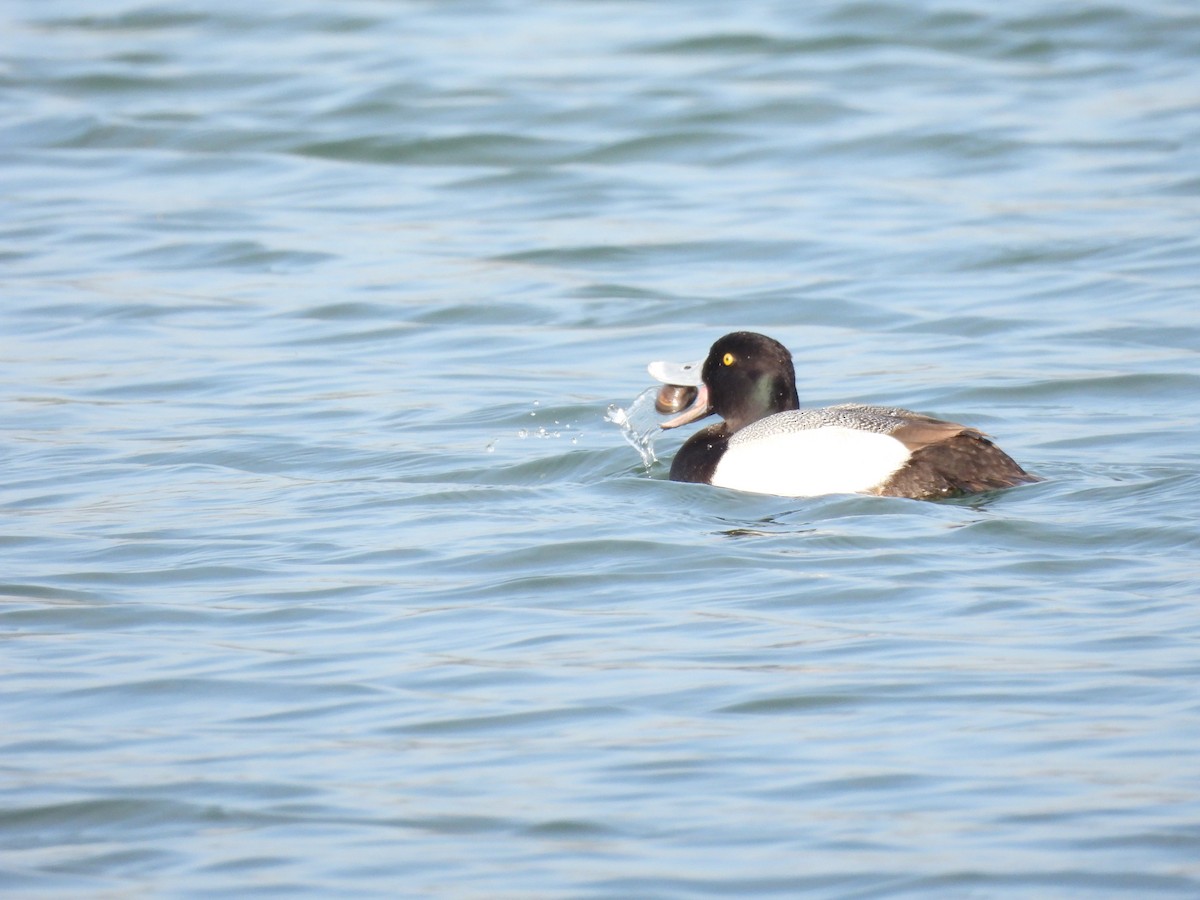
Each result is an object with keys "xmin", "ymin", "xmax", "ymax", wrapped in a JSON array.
[{"xmin": 711, "ymin": 426, "xmax": 910, "ymax": 497}]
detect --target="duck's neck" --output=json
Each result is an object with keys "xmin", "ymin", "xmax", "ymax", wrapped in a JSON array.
[{"xmin": 727, "ymin": 376, "xmax": 799, "ymax": 431}]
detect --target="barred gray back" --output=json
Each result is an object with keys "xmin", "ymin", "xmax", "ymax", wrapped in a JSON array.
[{"xmin": 728, "ymin": 404, "xmax": 920, "ymax": 445}]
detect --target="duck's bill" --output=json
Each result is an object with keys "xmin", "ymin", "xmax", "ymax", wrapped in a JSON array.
[
  {"xmin": 647, "ymin": 359, "xmax": 703, "ymax": 387},
  {"xmin": 647, "ymin": 358, "xmax": 710, "ymax": 428},
  {"xmin": 659, "ymin": 383, "xmax": 711, "ymax": 429}
]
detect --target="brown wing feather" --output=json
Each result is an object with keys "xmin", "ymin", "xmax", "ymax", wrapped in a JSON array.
[
  {"xmin": 889, "ymin": 416, "xmax": 980, "ymax": 451},
  {"xmin": 874, "ymin": 418, "xmax": 1038, "ymax": 499}
]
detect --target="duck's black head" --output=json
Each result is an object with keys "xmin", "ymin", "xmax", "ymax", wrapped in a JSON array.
[{"xmin": 662, "ymin": 331, "xmax": 800, "ymax": 432}]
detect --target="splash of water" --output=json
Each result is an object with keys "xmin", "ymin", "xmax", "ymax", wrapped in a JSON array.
[{"xmin": 606, "ymin": 387, "xmax": 664, "ymax": 469}]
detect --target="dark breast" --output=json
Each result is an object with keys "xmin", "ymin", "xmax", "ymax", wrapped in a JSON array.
[{"xmin": 668, "ymin": 422, "xmax": 729, "ymax": 485}]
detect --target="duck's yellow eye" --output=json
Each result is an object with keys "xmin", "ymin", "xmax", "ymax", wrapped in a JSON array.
[{"xmin": 722, "ymin": 352, "xmax": 735, "ymax": 366}]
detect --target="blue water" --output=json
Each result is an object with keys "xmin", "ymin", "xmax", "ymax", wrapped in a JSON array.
[{"xmin": 3, "ymin": 0, "xmax": 1200, "ymax": 895}]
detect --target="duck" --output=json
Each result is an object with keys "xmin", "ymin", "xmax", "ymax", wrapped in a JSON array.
[{"xmin": 647, "ymin": 331, "xmax": 1037, "ymax": 500}]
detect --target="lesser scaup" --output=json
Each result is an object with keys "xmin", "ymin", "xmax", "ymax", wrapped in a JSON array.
[{"xmin": 648, "ymin": 331, "xmax": 1037, "ymax": 499}]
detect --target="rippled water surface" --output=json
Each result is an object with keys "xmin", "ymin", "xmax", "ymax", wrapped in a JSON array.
[{"xmin": 4, "ymin": 0, "xmax": 1200, "ymax": 895}]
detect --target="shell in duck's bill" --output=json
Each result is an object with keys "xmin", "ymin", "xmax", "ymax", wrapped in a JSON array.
[
  {"xmin": 646, "ymin": 331, "xmax": 1039, "ymax": 501},
  {"xmin": 654, "ymin": 383, "xmax": 698, "ymax": 415}
]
